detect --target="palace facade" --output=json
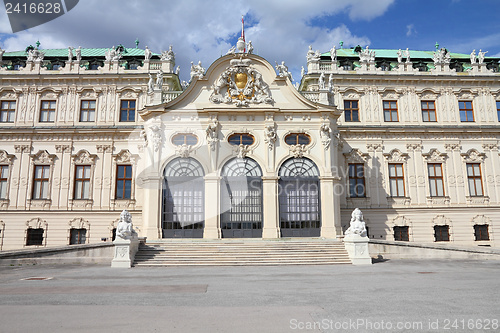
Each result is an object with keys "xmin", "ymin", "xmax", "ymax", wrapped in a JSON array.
[{"xmin": 0, "ymin": 42, "xmax": 498, "ymax": 250}]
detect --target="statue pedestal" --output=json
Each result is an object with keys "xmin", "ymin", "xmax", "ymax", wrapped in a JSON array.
[
  {"xmin": 344, "ymin": 234, "xmax": 372, "ymax": 265},
  {"xmin": 111, "ymin": 235, "xmax": 139, "ymax": 268}
]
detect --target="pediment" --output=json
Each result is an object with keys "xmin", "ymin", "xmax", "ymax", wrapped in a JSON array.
[{"xmin": 139, "ymin": 54, "xmax": 338, "ymax": 119}]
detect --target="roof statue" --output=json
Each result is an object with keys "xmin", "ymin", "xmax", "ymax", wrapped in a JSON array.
[
  {"xmin": 105, "ymin": 46, "xmax": 122, "ymax": 62},
  {"xmin": 330, "ymin": 45, "xmax": 337, "ymax": 62},
  {"xmin": 0, "ymin": 48, "xmax": 4, "ymax": 62},
  {"xmin": 397, "ymin": 49, "xmax": 403, "ymax": 63},
  {"xmin": 75, "ymin": 46, "xmax": 82, "ymax": 62},
  {"xmin": 470, "ymin": 49, "xmax": 477, "ymax": 64},
  {"xmin": 175, "ymin": 66, "xmax": 180, "ymax": 75},
  {"xmin": 301, "ymin": 66, "xmax": 305, "ymax": 77},
  {"xmin": 359, "ymin": 45, "xmax": 375, "ymax": 62},
  {"xmin": 478, "ymin": 49, "xmax": 488, "ymax": 64},
  {"xmin": 68, "ymin": 46, "xmax": 73, "ymax": 62},
  {"xmin": 405, "ymin": 48, "xmax": 410, "ymax": 63},
  {"xmin": 328, "ymin": 73, "xmax": 334, "ymax": 91},
  {"xmin": 161, "ymin": 45, "xmax": 175, "ymax": 63},
  {"xmin": 144, "ymin": 46, "xmax": 152, "ymax": 60},
  {"xmin": 226, "ymin": 45, "xmax": 236, "ymax": 55},
  {"xmin": 275, "ymin": 61, "xmax": 293, "ymax": 81},
  {"xmin": 155, "ymin": 71, "xmax": 163, "ymax": 90},
  {"xmin": 27, "ymin": 48, "xmax": 44, "ymax": 62},
  {"xmin": 147, "ymin": 73, "xmax": 154, "ymax": 94},
  {"xmin": 306, "ymin": 45, "xmax": 320, "ymax": 63},
  {"xmin": 190, "ymin": 61, "xmax": 205, "ymax": 81},
  {"xmin": 433, "ymin": 47, "xmax": 450, "ymax": 65},
  {"xmin": 318, "ymin": 72, "xmax": 325, "ymax": 89},
  {"xmin": 246, "ymin": 41, "xmax": 254, "ymax": 54}
]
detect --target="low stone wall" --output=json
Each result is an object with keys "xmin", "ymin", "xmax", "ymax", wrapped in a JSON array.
[
  {"xmin": 0, "ymin": 243, "xmax": 114, "ymax": 266},
  {"xmin": 369, "ymin": 240, "xmax": 500, "ymax": 260}
]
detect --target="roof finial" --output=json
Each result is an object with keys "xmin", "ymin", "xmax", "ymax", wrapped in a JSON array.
[
  {"xmin": 339, "ymin": 40, "xmax": 343, "ymax": 49},
  {"xmin": 36, "ymin": 40, "xmax": 40, "ymax": 49},
  {"xmin": 135, "ymin": 38, "xmax": 139, "ymax": 48},
  {"xmin": 435, "ymin": 42, "xmax": 439, "ymax": 50}
]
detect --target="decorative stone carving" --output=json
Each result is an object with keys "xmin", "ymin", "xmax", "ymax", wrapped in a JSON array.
[
  {"xmin": 175, "ymin": 144, "xmax": 193, "ymax": 158},
  {"xmin": 72, "ymin": 150, "xmax": 97, "ymax": 164},
  {"xmin": 319, "ymin": 123, "xmax": 332, "ymax": 149},
  {"xmin": 482, "ymin": 143, "xmax": 498, "ymax": 151},
  {"xmin": 358, "ymin": 46, "xmax": 375, "ymax": 63},
  {"xmin": 55, "ymin": 145, "xmax": 72, "ymax": 153},
  {"xmin": 444, "ymin": 143, "xmax": 461, "ymax": 151},
  {"xmin": 148, "ymin": 125, "xmax": 162, "ymax": 152},
  {"xmin": 161, "ymin": 45, "xmax": 175, "ymax": 63},
  {"xmin": 234, "ymin": 144, "xmax": 250, "ymax": 159},
  {"xmin": 392, "ymin": 215, "xmax": 411, "ymax": 227},
  {"xmin": 155, "ymin": 71, "xmax": 163, "ymax": 90},
  {"xmin": 275, "ymin": 61, "xmax": 293, "ymax": 81},
  {"xmin": 318, "ymin": 73, "xmax": 325, "ymax": 90},
  {"xmin": 264, "ymin": 123, "xmax": 277, "ymax": 150},
  {"xmin": 461, "ymin": 149, "xmax": 485, "ymax": 162},
  {"xmin": 113, "ymin": 149, "xmax": 132, "ymax": 163},
  {"xmin": 344, "ymin": 148, "xmax": 369, "ymax": 163},
  {"xmin": 433, "ymin": 48, "xmax": 451, "ymax": 65},
  {"xmin": 96, "ymin": 145, "xmax": 113, "ymax": 153},
  {"xmin": 406, "ymin": 143, "xmax": 422, "ymax": 152},
  {"xmin": 111, "ymin": 210, "xmax": 140, "ymax": 268},
  {"xmin": 432, "ymin": 215, "xmax": 452, "ymax": 226},
  {"xmin": 470, "ymin": 49, "xmax": 477, "ymax": 64},
  {"xmin": 105, "ymin": 46, "xmax": 122, "ymax": 62},
  {"xmin": 68, "ymin": 217, "xmax": 90, "ymax": 230},
  {"xmin": 31, "ymin": 150, "xmax": 56, "ymax": 164},
  {"xmin": 345, "ymin": 208, "xmax": 367, "ymax": 237},
  {"xmin": 330, "ymin": 45, "xmax": 337, "ymax": 62},
  {"xmin": 383, "ymin": 149, "xmax": 409, "ymax": 162},
  {"xmin": 472, "ymin": 214, "xmax": 491, "ymax": 225},
  {"xmin": 343, "ymin": 208, "xmax": 371, "ymax": 265},
  {"xmin": 0, "ymin": 150, "xmax": 15, "ymax": 164},
  {"xmin": 477, "ymin": 50, "xmax": 488, "ymax": 64},
  {"xmin": 26, "ymin": 217, "xmax": 47, "ymax": 229},
  {"xmin": 366, "ymin": 143, "xmax": 383, "ymax": 152},
  {"xmin": 116, "ymin": 210, "xmax": 137, "ymax": 240},
  {"xmin": 290, "ymin": 144, "xmax": 308, "ymax": 158},
  {"xmin": 422, "ymin": 149, "xmax": 447, "ymax": 162},
  {"xmin": 27, "ymin": 48, "xmax": 44, "ymax": 62},
  {"xmin": 306, "ymin": 45, "xmax": 320, "ymax": 63},
  {"xmin": 144, "ymin": 46, "xmax": 152, "ymax": 60},
  {"xmin": 209, "ymin": 58, "xmax": 274, "ymax": 107},
  {"xmin": 206, "ymin": 119, "xmax": 219, "ymax": 151}
]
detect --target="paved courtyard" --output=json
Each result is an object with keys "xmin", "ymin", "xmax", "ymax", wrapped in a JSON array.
[{"xmin": 0, "ymin": 259, "xmax": 498, "ymax": 332}]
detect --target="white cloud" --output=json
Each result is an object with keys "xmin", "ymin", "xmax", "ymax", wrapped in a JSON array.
[
  {"xmin": 406, "ymin": 24, "xmax": 416, "ymax": 37},
  {"xmin": 0, "ymin": 0, "xmax": 394, "ymax": 81}
]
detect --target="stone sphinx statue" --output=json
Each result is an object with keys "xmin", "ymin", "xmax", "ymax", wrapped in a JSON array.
[
  {"xmin": 344, "ymin": 208, "xmax": 367, "ymax": 237},
  {"xmin": 116, "ymin": 210, "xmax": 137, "ymax": 240}
]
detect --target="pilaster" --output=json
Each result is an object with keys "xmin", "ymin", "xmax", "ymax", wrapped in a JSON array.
[
  {"xmin": 262, "ymin": 176, "xmax": 279, "ymax": 239},
  {"xmin": 203, "ymin": 175, "xmax": 221, "ymax": 239}
]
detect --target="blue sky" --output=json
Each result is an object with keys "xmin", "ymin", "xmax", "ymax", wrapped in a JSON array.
[{"xmin": 0, "ymin": 0, "xmax": 499, "ymax": 82}]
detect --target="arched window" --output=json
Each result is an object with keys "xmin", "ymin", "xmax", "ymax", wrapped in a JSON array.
[
  {"xmin": 278, "ymin": 158, "xmax": 321, "ymax": 237},
  {"xmin": 284, "ymin": 133, "xmax": 311, "ymax": 146},
  {"xmin": 227, "ymin": 133, "xmax": 254, "ymax": 146},
  {"xmin": 220, "ymin": 158, "xmax": 263, "ymax": 238},
  {"xmin": 162, "ymin": 158, "xmax": 205, "ymax": 238}
]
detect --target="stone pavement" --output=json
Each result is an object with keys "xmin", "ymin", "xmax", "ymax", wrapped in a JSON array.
[{"xmin": 0, "ymin": 260, "xmax": 499, "ymax": 333}]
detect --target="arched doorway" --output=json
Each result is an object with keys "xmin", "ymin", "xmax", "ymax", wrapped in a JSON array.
[
  {"xmin": 162, "ymin": 158, "xmax": 205, "ymax": 238},
  {"xmin": 220, "ymin": 158, "xmax": 263, "ymax": 238},
  {"xmin": 278, "ymin": 158, "xmax": 321, "ymax": 237}
]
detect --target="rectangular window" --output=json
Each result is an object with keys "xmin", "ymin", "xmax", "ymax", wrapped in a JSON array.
[
  {"xmin": 496, "ymin": 101, "xmax": 500, "ymax": 122},
  {"xmin": 70, "ymin": 228, "xmax": 87, "ymax": 245},
  {"xmin": 26, "ymin": 228, "xmax": 44, "ymax": 246},
  {"xmin": 393, "ymin": 226, "xmax": 409, "ymax": 241},
  {"xmin": 0, "ymin": 101, "xmax": 16, "ymax": 122},
  {"xmin": 0, "ymin": 165, "xmax": 8, "ymax": 199},
  {"xmin": 348, "ymin": 163, "xmax": 365, "ymax": 197},
  {"xmin": 80, "ymin": 100, "xmax": 96, "ymax": 122},
  {"xmin": 40, "ymin": 101, "xmax": 56, "ymax": 122},
  {"xmin": 434, "ymin": 225, "xmax": 450, "ymax": 242},
  {"xmin": 344, "ymin": 100, "xmax": 359, "ymax": 122},
  {"xmin": 383, "ymin": 101, "xmax": 398, "ymax": 122},
  {"xmin": 466, "ymin": 163, "xmax": 483, "ymax": 196},
  {"xmin": 32, "ymin": 165, "xmax": 50, "ymax": 199},
  {"xmin": 421, "ymin": 101, "xmax": 436, "ymax": 122},
  {"xmin": 459, "ymin": 101, "xmax": 474, "ymax": 122},
  {"xmin": 119, "ymin": 100, "xmax": 135, "ymax": 122},
  {"xmin": 388, "ymin": 163, "xmax": 405, "ymax": 197},
  {"xmin": 116, "ymin": 165, "xmax": 132, "ymax": 199},
  {"xmin": 74, "ymin": 165, "xmax": 91, "ymax": 199},
  {"xmin": 474, "ymin": 224, "xmax": 489, "ymax": 241},
  {"xmin": 428, "ymin": 163, "xmax": 445, "ymax": 197}
]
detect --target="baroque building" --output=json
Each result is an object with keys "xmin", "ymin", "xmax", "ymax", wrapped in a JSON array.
[{"xmin": 0, "ymin": 42, "xmax": 498, "ymax": 250}]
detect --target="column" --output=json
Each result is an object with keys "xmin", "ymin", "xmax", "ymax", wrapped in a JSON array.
[
  {"xmin": 262, "ymin": 176, "xmax": 279, "ymax": 239},
  {"xmin": 203, "ymin": 175, "xmax": 221, "ymax": 239}
]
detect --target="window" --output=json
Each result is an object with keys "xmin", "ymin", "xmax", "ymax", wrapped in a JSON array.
[
  {"xmin": 383, "ymin": 101, "xmax": 398, "ymax": 122},
  {"xmin": 26, "ymin": 228, "xmax": 44, "ymax": 246},
  {"xmin": 459, "ymin": 101, "xmax": 474, "ymax": 122},
  {"xmin": 39, "ymin": 101, "xmax": 56, "ymax": 122},
  {"xmin": 284, "ymin": 133, "xmax": 311, "ymax": 145},
  {"xmin": 80, "ymin": 100, "xmax": 96, "ymax": 122},
  {"xmin": 32, "ymin": 165, "xmax": 50, "ymax": 199},
  {"xmin": 116, "ymin": 165, "xmax": 132, "ymax": 199},
  {"xmin": 74, "ymin": 165, "xmax": 91, "ymax": 200},
  {"xmin": 348, "ymin": 163, "xmax": 365, "ymax": 197},
  {"xmin": 421, "ymin": 101, "xmax": 436, "ymax": 122},
  {"xmin": 393, "ymin": 226, "xmax": 409, "ymax": 241},
  {"xmin": 428, "ymin": 163, "xmax": 445, "ymax": 197},
  {"xmin": 434, "ymin": 225, "xmax": 450, "ymax": 242},
  {"xmin": 474, "ymin": 224, "xmax": 489, "ymax": 241},
  {"xmin": 119, "ymin": 100, "xmax": 135, "ymax": 122},
  {"xmin": 70, "ymin": 228, "xmax": 87, "ymax": 245},
  {"xmin": 227, "ymin": 133, "xmax": 255, "ymax": 145},
  {"xmin": 466, "ymin": 163, "xmax": 483, "ymax": 196},
  {"xmin": 496, "ymin": 101, "xmax": 500, "ymax": 122},
  {"xmin": 0, "ymin": 101, "xmax": 16, "ymax": 122},
  {"xmin": 172, "ymin": 134, "xmax": 198, "ymax": 146},
  {"xmin": 0, "ymin": 165, "xmax": 8, "ymax": 199},
  {"xmin": 344, "ymin": 100, "xmax": 359, "ymax": 122},
  {"xmin": 388, "ymin": 163, "xmax": 405, "ymax": 197}
]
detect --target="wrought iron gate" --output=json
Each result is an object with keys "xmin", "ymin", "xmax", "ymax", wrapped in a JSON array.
[
  {"xmin": 162, "ymin": 158, "xmax": 204, "ymax": 238},
  {"xmin": 220, "ymin": 158, "xmax": 263, "ymax": 238},
  {"xmin": 278, "ymin": 158, "xmax": 321, "ymax": 237}
]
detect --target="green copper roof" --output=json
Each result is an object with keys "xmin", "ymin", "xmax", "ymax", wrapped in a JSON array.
[
  {"xmin": 3, "ymin": 47, "xmax": 158, "ymax": 58},
  {"xmin": 322, "ymin": 48, "xmax": 497, "ymax": 60}
]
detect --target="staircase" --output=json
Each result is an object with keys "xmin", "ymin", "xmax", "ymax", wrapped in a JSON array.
[{"xmin": 133, "ymin": 239, "xmax": 351, "ymax": 266}]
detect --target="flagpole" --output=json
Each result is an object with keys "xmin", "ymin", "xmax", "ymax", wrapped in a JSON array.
[{"xmin": 241, "ymin": 15, "xmax": 246, "ymax": 53}]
